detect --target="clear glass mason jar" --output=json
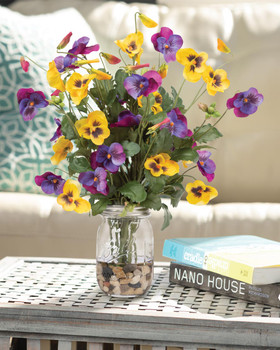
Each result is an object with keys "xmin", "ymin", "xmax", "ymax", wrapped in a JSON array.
[{"xmin": 96, "ymin": 206, "xmax": 154, "ymax": 297}]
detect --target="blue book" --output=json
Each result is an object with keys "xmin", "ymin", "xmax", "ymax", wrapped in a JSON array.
[{"xmin": 163, "ymin": 235, "xmax": 280, "ymax": 284}]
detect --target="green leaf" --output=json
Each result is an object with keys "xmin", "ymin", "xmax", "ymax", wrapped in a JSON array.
[
  {"xmin": 105, "ymin": 126, "xmax": 129, "ymax": 145},
  {"xmin": 139, "ymin": 94, "xmax": 155, "ymax": 116},
  {"xmin": 171, "ymin": 86, "xmax": 186, "ymax": 112},
  {"xmin": 68, "ymin": 156, "xmax": 91, "ymax": 175},
  {"xmin": 89, "ymin": 197, "xmax": 111, "ymax": 216},
  {"xmin": 170, "ymin": 184, "xmax": 185, "ymax": 207},
  {"xmin": 150, "ymin": 128, "xmax": 173, "ymax": 155},
  {"xmin": 115, "ymin": 69, "xmax": 129, "ymax": 99},
  {"xmin": 147, "ymin": 111, "xmax": 167, "ymax": 125},
  {"xmin": 193, "ymin": 145, "xmax": 216, "ymax": 151},
  {"xmin": 76, "ymin": 104, "xmax": 88, "ymax": 113},
  {"xmin": 161, "ymin": 203, "xmax": 172, "ymax": 230},
  {"xmin": 171, "ymin": 148, "xmax": 199, "ymax": 162},
  {"xmin": 144, "ymin": 169, "xmax": 166, "ymax": 193},
  {"xmin": 193, "ymin": 124, "xmax": 223, "ymax": 143},
  {"xmin": 128, "ymin": 128, "xmax": 138, "ymax": 142},
  {"xmin": 173, "ymin": 136, "xmax": 193, "ymax": 149},
  {"xmin": 108, "ymin": 100, "xmax": 124, "ymax": 121},
  {"xmin": 122, "ymin": 141, "xmax": 140, "ymax": 157},
  {"xmin": 106, "ymin": 89, "xmax": 117, "ymax": 107},
  {"xmin": 119, "ymin": 181, "xmax": 147, "ymax": 203},
  {"xmin": 61, "ymin": 113, "xmax": 78, "ymax": 140},
  {"xmin": 141, "ymin": 192, "xmax": 162, "ymax": 211},
  {"xmin": 158, "ymin": 86, "xmax": 173, "ymax": 112}
]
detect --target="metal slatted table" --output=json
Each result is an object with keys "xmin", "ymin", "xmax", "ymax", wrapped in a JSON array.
[{"xmin": 0, "ymin": 257, "xmax": 280, "ymax": 350}]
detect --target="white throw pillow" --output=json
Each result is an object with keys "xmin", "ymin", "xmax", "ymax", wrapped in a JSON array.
[{"xmin": 0, "ymin": 6, "xmax": 98, "ymax": 193}]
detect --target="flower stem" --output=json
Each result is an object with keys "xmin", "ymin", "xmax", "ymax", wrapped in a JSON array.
[
  {"xmin": 195, "ymin": 108, "xmax": 228, "ymax": 142},
  {"xmin": 137, "ymin": 134, "xmax": 157, "ymax": 182},
  {"xmin": 185, "ymin": 84, "xmax": 206, "ymax": 113},
  {"xmin": 24, "ymin": 56, "xmax": 47, "ymax": 72}
]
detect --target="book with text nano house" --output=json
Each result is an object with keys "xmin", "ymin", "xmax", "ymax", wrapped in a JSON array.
[
  {"xmin": 170, "ymin": 262, "xmax": 280, "ymax": 307},
  {"xmin": 162, "ymin": 235, "xmax": 280, "ymax": 285}
]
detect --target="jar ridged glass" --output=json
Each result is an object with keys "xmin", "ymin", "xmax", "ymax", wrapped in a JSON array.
[{"xmin": 96, "ymin": 206, "xmax": 154, "ymax": 297}]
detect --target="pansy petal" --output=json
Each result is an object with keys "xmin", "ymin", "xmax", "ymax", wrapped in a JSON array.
[
  {"xmin": 74, "ymin": 198, "xmax": 91, "ymax": 214},
  {"xmin": 78, "ymin": 171, "xmax": 96, "ymax": 186}
]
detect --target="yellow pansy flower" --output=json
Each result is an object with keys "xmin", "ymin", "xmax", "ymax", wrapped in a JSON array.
[
  {"xmin": 75, "ymin": 110, "xmax": 110, "ymax": 146},
  {"xmin": 66, "ymin": 72, "xmax": 95, "ymax": 105},
  {"xmin": 51, "ymin": 136, "xmax": 73, "ymax": 165},
  {"xmin": 185, "ymin": 180, "xmax": 218, "ymax": 205},
  {"xmin": 176, "ymin": 48, "xmax": 208, "ymax": 83},
  {"xmin": 57, "ymin": 180, "xmax": 91, "ymax": 213},
  {"xmin": 144, "ymin": 154, "xmax": 166, "ymax": 177},
  {"xmin": 115, "ymin": 32, "xmax": 144, "ymax": 61},
  {"xmin": 144, "ymin": 153, "xmax": 179, "ymax": 177},
  {"xmin": 203, "ymin": 66, "xmax": 230, "ymax": 96},
  {"xmin": 47, "ymin": 61, "xmax": 66, "ymax": 92}
]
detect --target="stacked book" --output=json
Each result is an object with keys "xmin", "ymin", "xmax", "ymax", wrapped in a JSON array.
[{"xmin": 162, "ymin": 235, "xmax": 280, "ymax": 307}]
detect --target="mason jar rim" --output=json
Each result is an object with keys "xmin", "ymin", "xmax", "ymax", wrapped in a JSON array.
[{"xmin": 101, "ymin": 205, "xmax": 150, "ymax": 218}]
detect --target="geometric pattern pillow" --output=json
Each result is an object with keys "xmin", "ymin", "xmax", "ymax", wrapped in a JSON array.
[{"xmin": 0, "ymin": 6, "xmax": 98, "ymax": 193}]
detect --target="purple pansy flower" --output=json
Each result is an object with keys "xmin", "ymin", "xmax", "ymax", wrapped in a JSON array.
[
  {"xmin": 124, "ymin": 70, "xmax": 162, "ymax": 99},
  {"xmin": 151, "ymin": 27, "xmax": 183, "ymax": 63},
  {"xmin": 34, "ymin": 172, "xmax": 65, "ymax": 195},
  {"xmin": 197, "ymin": 150, "xmax": 216, "ymax": 182},
  {"xmin": 50, "ymin": 118, "xmax": 62, "ymax": 142},
  {"xmin": 96, "ymin": 143, "xmax": 126, "ymax": 173},
  {"xmin": 160, "ymin": 109, "xmax": 188, "ymax": 138},
  {"xmin": 64, "ymin": 36, "xmax": 99, "ymax": 67},
  {"xmin": 55, "ymin": 36, "xmax": 100, "ymax": 72},
  {"xmin": 78, "ymin": 167, "xmax": 108, "ymax": 195},
  {"xmin": 110, "ymin": 110, "xmax": 142, "ymax": 127},
  {"xmin": 227, "ymin": 87, "xmax": 264, "ymax": 118},
  {"xmin": 17, "ymin": 88, "xmax": 49, "ymax": 121}
]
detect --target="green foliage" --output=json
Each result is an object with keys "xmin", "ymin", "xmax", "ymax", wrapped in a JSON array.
[
  {"xmin": 141, "ymin": 192, "xmax": 162, "ymax": 211},
  {"xmin": 158, "ymin": 86, "xmax": 173, "ymax": 112},
  {"xmin": 193, "ymin": 124, "xmax": 223, "ymax": 143},
  {"xmin": 144, "ymin": 169, "xmax": 166, "ymax": 193},
  {"xmin": 171, "ymin": 86, "xmax": 186, "ymax": 113},
  {"xmin": 119, "ymin": 181, "xmax": 147, "ymax": 203},
  {"xmin": 150, "ymin": 128, "xmax": 173, "ymax": 155},
  {"xmin": 122, "ymin": 141, "xmax": 140, "ymax": 157},
  {"xmin": 115, "ymin": 69, "xmax": 129, "ymax": 99},
  {"xmin": 171, "ymin": 148, "xmax": 199, "ymax": 162},
  {"xmin": 89, "ymin": 196, "xmax": 111, "ymax": 216},
  {"xmin": 61, "ymin": 113, "xmax": 78, "ymax": 140},
  {"xmin": 68, "ymin": 156, "xmax": 91, "ymax": 176},
  {"xmin": 161, "ymin": 203, "xmax": 172, "ymax": 230}
]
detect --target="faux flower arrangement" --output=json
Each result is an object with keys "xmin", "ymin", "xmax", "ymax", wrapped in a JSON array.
[{"xmin": 18, "ymin": 13, "xmax": 263, "ymax": 229}]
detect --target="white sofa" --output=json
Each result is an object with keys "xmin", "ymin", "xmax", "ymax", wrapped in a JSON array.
[{"xmin": 1, "ymin": 0, "xmax": 280, "ymax": 261}]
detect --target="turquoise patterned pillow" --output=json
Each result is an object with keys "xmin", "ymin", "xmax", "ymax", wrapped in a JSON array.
[{"xmin": 0, "ymin": 6, "xmax": 97, "ymax": 193}]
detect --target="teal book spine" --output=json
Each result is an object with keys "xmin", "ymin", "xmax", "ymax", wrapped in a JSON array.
[{"xmin": 162, "ymin": 239, "xmax": 205, "ymax": 268}]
